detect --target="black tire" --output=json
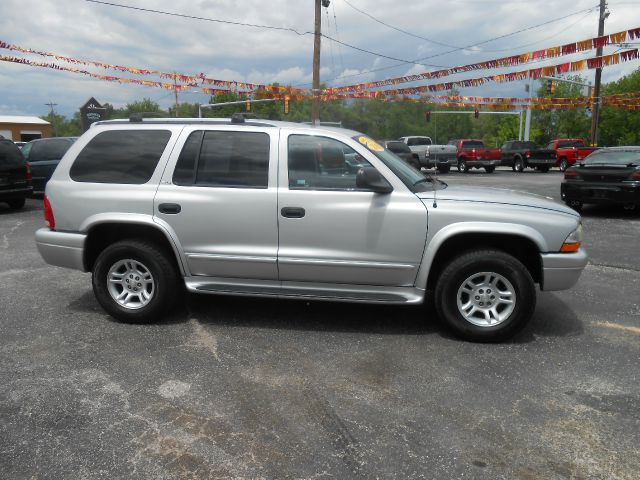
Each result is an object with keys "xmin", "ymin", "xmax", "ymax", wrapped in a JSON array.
[
  {"xmin": 92, "ymin": 240, "xmax": 180, "ymax": 323},
  {"xmin": 434, "ymin": 249, "xmax": 536, "ymax": 342},
  {"xmin": 458, "ymin": 158, "xmax": 469, "ymax": 173},
  {"xmin": 7, "ymin": 198, "xmax": 26, "ymax": 209},
  {"xmin": 559, "ymin": 158, "xmax": 569, "ymax": 172},
  {"xmin": 437, "ymin": 165, "xmax": 451, "ymax": 174},
  {"xmin": 538, "ymin": 165, "xmax": 550, "ymax": 173},
  {"xmin": 514, "ymin": 157, "xmax": 524, "ymax": 172},
  {"xmin": 485, "ymin": 166, "xmax": 495, "ymax": 173}
]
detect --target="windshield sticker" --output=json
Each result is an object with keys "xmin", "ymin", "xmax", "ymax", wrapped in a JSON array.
[{"xmin": 358, "ymin": 136, "xmax": 384, "ymax": 152}]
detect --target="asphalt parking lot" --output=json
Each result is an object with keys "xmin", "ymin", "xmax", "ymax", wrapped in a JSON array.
[{"xmin": 1, "ymin": 168, "xmax": 639, "ymax": 480}]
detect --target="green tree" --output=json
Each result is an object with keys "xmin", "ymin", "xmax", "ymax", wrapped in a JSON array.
[{"xmin": 598, "ymin": 67, "xmax": 640, "ymax": 146}]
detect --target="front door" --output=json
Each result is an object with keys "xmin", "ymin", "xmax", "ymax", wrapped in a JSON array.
[
  {"xmin": 155, "ymin": 126, "xmax": 279, "ymax": 280},
  {"xmin": 277, "ymin": 132, "xmax": 428, "ymax": 287}
]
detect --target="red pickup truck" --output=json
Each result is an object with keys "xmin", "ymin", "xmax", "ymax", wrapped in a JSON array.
[
  {"xmin": 546, "ymin": 139, "xmax": 599, "ymax": 171},
  {"xmin": 449, "ymin": 139, "xmax": 502, "ymax": 173}
]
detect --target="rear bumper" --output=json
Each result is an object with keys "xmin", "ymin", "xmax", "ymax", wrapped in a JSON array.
[
  {"xmin": 0, "ymin": 186, "xmax": 32, "ymax": 200},
  {"xmin": 469, "ymin": 159, "xmax": 501, "ymax": 167},
  {"xmin": 35, "ymin": 228, "xmax": 87, "ymax": 271},
  {"xmin": 561, "ymin": 181, "xmax": 640, "ymax": 205},
  {"xmin": 528, "ymin": 158, "xmax": 557, "ymax": 166},
  {"xmin": 540, "ymin": 248, "xmax": 588, "ymax": 291}
]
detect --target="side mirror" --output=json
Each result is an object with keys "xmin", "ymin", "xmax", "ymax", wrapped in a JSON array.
[{"xmin": 356, "ymin": 167, "xmax": 393, "ymax": 194}]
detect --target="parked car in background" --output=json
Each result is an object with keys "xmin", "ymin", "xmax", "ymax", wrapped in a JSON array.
[
  {"xmin": 500, "ymin": 141, "xmax": 557, "ymax": 173},
  {"xmin": 547, "ymin": 138, "xmax": 599, "ymax": 171},
  {"xmin": 21, "ymin": 137, "xmax": 77, "ymax": 194},
  {"xmin": 397, "ymin": 136, "xmax": 457, "ymax": 173},
  {"xmin": 378, "ymin": 140, "xmax": 420, "ymax": 169},
  {"xmin": 450, "ymin": 139, "xmax": 501, "ymax": 173},
  {"xmin": 561, "ymin": 147, "xmax": 640, "ymax": 212},
  {"xmin": 36, "ymin": 116, "xmax": 587, "ymax": 342},
  {"xmin": 0, "ymin": 137, "xmax": 32, "ymax": 209}
]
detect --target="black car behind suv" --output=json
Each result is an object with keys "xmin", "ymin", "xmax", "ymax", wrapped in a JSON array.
[
  {"xmin": 21, "ymin": 137, "xmax": 76, "ymax": 194},
  {"xmin": 0, "ymin": 137, "xmax": 32, "ymax": 209}
]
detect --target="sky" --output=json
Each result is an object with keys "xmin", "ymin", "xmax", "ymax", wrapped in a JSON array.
[{"xmin": 0, "ymin": 0, "xmax": 639, "ymax": 119}]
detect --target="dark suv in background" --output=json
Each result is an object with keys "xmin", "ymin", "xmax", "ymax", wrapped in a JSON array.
[
  {"xmin": 0, "ymin": 137, "xmax": 32, "ymax": 209},
  {"xmin": 21, "ymin": 137, "xmax": 76, "ymax": 194}
]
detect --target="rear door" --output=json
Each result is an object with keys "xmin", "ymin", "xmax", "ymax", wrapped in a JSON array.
[
  {"xmin": 276, "ymin": 131, "xmax": 428, "ymax": 287},
  {"xmin": 155, "ymin": 126, "xmax": 279, "ymax": 280}
]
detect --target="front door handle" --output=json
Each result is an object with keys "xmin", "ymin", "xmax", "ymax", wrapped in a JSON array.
[
  {"xmin": 158, "ymin": 203, "xmax": 181, "ymax": 214},
  {"xmin": 281, "ymin": 207, "xmax": 305, "ymax": 218}
]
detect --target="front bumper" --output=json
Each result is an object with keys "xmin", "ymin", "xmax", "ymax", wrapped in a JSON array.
[
  {"xmin": 35, "ymin": 228, "xmax": 87, "ymax": 271},
  {"xmin": 561, "ymin": 181, "xmax": 640, "ymax": 205},
  {"xmin": 540, "ymin": 248, "xmax": 588, "ymax": 291}
]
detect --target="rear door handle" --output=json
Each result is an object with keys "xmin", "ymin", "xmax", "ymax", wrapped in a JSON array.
[
  {"xmin": 158, "ymin": 203, "xmax": 181, "ymax": 214},
  {"xmin": 281, "ymin": 207, "xmax": 305, "ymax": 218}
]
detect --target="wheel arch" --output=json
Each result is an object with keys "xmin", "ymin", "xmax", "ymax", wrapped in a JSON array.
[
  {"xmin": 417, "ymin": 225, "xmax": 545, "ymax": 291},
  {"xmin": 82, "ymin": 216, "xmax": 187, "ymax": 275}
]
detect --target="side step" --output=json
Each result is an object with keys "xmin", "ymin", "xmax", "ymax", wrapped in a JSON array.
[{"xmin": 184, "ymin": 277, "xmax": 424, "ymax": 304}]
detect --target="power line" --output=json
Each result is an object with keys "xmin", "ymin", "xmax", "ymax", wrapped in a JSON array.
[
  {"xmin": 317, "ymin": 4, "xmax": 600, "ymax": 87},
  {"xmin": 343, "ymin": 0, "xmax": 460, "ymax": 49},
  {"xmin": 84, "ymin": 0, "xmax": 442, "ymax": 69},
  {"xmin": 84, "ymin": 0, "xmax": 313, "ymax": 35}
]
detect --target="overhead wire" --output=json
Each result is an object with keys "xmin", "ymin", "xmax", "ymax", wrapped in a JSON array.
[{"xmin": 315, "ymin": 4, "xmax": 600, "ymax": 87}]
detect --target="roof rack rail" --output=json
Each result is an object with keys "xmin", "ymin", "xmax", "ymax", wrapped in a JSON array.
[
  {"xmin": 129, "ymin": 112, "xmax": 165, "ymax": 122},
  {"xmin": 231, "ymin": 112, "xmax": 257, "ymax": 124}
]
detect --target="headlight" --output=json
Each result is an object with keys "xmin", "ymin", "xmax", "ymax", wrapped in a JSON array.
[{"xmin": 560, "ymin": 223, "xmax": 583, "ymax": 253}]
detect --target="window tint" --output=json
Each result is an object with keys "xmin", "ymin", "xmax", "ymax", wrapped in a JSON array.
[
  {"xmin": 29, "ymin": 139, "xmax": 74, "ymax": 162},
  {"xmin": 414, "ymin": 137, "xmax": 431, "ymax": 146},
  {"xmin": 462, "ymin": 140, "xmax": 484, "ymax": 148},
  {"xmin": 172, "ymin": 131, "xmax": 202, "ymax": 185},
  {"xmin": 288, "ymin": 135, "xmax": 373, "ymax": 191},
  {"xmin": 70, "ymin": 130, "xmax": 170, "ymax": 184},
  {"xmin": 0, "ymin": 140, "xmax": 25, "ymax": 168}
]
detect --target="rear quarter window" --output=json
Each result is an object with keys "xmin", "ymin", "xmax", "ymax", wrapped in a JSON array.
[{"xmin": 70, "ymin": 130, "xmax": 171, "ymax": 184}]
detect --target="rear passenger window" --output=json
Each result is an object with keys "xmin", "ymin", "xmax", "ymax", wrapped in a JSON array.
[
  {"xmin": 29, "ymin": 139, "xmax": 73, "ymax": 162},
  {"xmin": 70, "ymin": 130, "xmax": 170, "ymax": 184},
  {"xmin": 173, "ymin": 130, "xmax": 269, "ymax": 188}
]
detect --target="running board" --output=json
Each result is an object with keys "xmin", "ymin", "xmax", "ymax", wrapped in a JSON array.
[{"xmin": 184, "ymin": 277, "xmax": 424, "ymax": 304}]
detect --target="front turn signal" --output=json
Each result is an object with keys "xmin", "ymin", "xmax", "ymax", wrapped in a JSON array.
[{"xmin": 560, "ymin": 223, "xmax": 583, "ymax": 253}]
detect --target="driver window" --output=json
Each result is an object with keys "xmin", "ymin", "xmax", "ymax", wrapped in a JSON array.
[{"xmin": 288, "ymin": 135, "xmax": 373, "ymax": 191}]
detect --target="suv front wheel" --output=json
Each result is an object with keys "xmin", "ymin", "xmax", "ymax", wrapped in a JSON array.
[
  {"xmin": 92, "ymin": 240, "xmax": 180, "ymax": 323},
  {"xmin": 434, "ymin": 250, "xmax": 536, "ymax": 342}
]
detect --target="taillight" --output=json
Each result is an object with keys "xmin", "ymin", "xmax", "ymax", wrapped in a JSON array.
[
  {"xmin": 525, "ymin": 151, "xmax": 531, "ymax": 158},
  {"xmin": 631, "ymin": 171, "xmax": 640, "ymax": 181},
  {"xmin": 564, "ymin": 169, "xmax": 581, "ymax": 179},
  {"xmin": 43, "ymin": 194, "xmax": 55, "ymax": 230},
  {"xmin": 25, "ymin": 161, "xmax": 32, "ymax": 181}
]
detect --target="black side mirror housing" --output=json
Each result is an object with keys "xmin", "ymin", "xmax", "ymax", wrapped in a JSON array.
[{"xmin": 356, "ymin": 167, "xmax": 393, "ymax": 194}]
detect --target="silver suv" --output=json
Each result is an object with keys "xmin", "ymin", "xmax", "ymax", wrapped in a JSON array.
[{"xmin": 36, "ymin": 117, "xmax": 587, "ymax": 341}]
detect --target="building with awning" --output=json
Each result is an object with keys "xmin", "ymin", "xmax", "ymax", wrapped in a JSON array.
[{"xmin": 0, "ymin": 116, "xmax": 51, "ymax": 142}]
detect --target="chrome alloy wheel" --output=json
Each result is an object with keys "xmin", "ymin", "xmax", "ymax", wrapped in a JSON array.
[
  {"xmin": 456, "ymin": 272, "xmax": 516, "ymax": 327},
  {"xmin": 107, "ymin": 259, "xmax": 155, "ymax": 309}
]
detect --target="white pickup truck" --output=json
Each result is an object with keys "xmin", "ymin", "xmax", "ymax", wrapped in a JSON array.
[{"xmin": 398, "ymin": 136, "xmax": 458, "ymax": 173}]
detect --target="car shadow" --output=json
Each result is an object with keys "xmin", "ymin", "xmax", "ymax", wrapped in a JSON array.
[
  {"xmin": 67, "ymin": 287, "xmax": 584, "ymax": 342},
  {"xmin": 0, "ymin": 200, "xmax": 41, "ymax": 215}
]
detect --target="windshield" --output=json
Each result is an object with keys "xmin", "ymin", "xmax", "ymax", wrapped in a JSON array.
[
  {"xmin": 462, "ymin": 140, "xmax": 484, "ymax": 148},
  {"xmin": 584, "ymin": 150, "xmax": 640, "ymax": 166},
  {"xmin": 353, "ymin": 135, "xmax": 444, "ymax": 193},
  {"xmin": 558, "ymin": 140, "xmax": 585, "ymax": 148},
  {"xmin": 517, "ymin": 141, "xmax": 539, "ymax": 149}
]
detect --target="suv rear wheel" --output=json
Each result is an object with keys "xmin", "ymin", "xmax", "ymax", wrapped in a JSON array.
[
  {"xmin": 434, "ymin": 250, "xmax": 536, "ymax": 342},
  {"xmin": 92, "ymin": 240, "xmax": 180, "ymax": 323}
]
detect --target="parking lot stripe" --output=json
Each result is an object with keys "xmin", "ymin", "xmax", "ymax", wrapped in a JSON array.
[{"xmin": 595, "ymin": 321, "xmax": 640, "ymax": 335}]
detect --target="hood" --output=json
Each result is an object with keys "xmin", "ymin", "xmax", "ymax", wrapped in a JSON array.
[{"xmin": 417, "ymin": 185, "xmax": 578, "ymax": 216}]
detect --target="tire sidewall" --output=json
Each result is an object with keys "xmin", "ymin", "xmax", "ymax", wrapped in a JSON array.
[
  {"xmin": 436, "ymin": 251, "xmax": 536, "ymax": 342},
  {"xmin": 92, "ymin": 241, "xmax": 177, "ymax": 323}
]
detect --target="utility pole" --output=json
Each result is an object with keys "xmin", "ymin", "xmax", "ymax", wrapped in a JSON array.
[
  {"xmin": 312, "ymin": 1, "xmax": 330, "ymax": 126},
  {"xmin": 45, "ymin": 101, "xmax": 58, "ymax": 136},
  {"xmin": 173, "ymin": 73, "xmax": 180, "ymax": 118},
  {"xmin": 590, "ymin": 0, "xmax": 608, "ymax": 146}
]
